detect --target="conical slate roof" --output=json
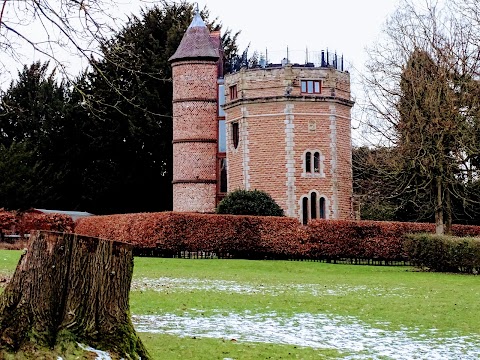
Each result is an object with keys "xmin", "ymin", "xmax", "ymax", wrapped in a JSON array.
[{"xmin": 169, "ymin": 9, "xmax": 219, "ymax": 63}]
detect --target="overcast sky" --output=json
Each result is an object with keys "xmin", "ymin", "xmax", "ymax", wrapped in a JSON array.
[
  {"xmin": 197, "ymin": 0, "xmax": 399, "ymax": 70},
  {"xmin": 1, "ymin": 0, "xmax": 399, "ymax": 85},
  {"xmin": 1, "ymin": 0, "xmax": 403, "ymax": 144}
]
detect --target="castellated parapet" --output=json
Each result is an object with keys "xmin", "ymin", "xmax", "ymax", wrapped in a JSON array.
[{"xmin": 223, "ymin": 64, "xmax": 354, "ymax": 222}]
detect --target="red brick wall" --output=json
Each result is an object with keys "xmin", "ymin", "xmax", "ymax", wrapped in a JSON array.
[
  {"xmin": 173, "ymin": 102, "xmax": 217, "ymax": 139},
  {"xmin": 172, "ymin": 61, "xmax": 218, "ymax": 100},
  {"xmin": 173, "ymin": 184, "xmax": 217, "ymax": 213}
]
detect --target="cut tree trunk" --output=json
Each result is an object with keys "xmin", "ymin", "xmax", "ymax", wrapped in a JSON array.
[{"xmin": 0, "ymin": 230, "xmax": 149, "ymax": 359}]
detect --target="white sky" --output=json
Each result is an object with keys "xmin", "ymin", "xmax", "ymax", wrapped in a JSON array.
[
  {"xmin": 197, "ymin": 0, "xmax": 399, "ymax": 71},
  {"xmin": 1, "ymin": 0, "xmax": 403, "ymax": 144},
  {"xmin": 1, "ymin": 0, "xmax": 399, "ymax": 84}
]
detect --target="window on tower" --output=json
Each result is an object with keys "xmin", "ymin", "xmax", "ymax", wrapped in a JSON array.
[
  {"xmin": 301, "ymin": 80, "xmax": 321, "ymax": 94},
  {"xmin": 304, "ymin": 150, "xmax": 323, "ymax": 175},
  {"xmin": 313, "ymin": 152, "xmax": 320, "ymax": 172},
  {"xmin": 302, "ymin": 197, "xmax": 309, "ymax": 225},
  {"xmin": 219, "ymin": 158, "xmax": 227, "ymax": 193},
  {"xmin": 301, "ymin": 191, "xmax": 327, "ymax": 224},
  {"xmin": 305, "ymin": 151, "xmax": 312, "ymax": 173},
  {"xmin": 218, "ymin": 83, "xmax": 225, "ymax": 117},
  {"xmin": 232, "ymin": 122, "xmax": 239, "ymax": 149},
  {"xmin": 319, "ymin": 197, "xmax": 326, "ymax": 219},
  {"xmin": 229, "ymin": 84, "xmax": 238, "ymax": 100}
]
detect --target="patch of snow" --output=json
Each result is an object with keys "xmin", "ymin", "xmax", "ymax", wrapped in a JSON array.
[
  {"xmin": 131, "ymin": 277, "xmax": 409, "ymax": 298},
  {"xmin": 78, "ymin": 343, "xmax": 112, "ymax": 360},
  {"xmin": 132, "ymin": 311, "xmax": 480, "ymax": 360}
]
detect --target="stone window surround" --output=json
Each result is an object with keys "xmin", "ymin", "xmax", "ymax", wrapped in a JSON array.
[
  {"xmin": 300, "ymin": 189, "xmax": 329, "ymax": 224},
  {"xmin": 302, "ymin": 149, "xmax": 325, "ymax": 178}
]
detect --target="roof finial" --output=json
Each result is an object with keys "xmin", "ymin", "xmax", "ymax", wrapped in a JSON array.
[{"xmin": 188, "ymin": 2, "xmax": 206, "ymax": 28}]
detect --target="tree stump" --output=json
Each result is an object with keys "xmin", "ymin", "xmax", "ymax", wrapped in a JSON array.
[{"xmin": 0, "ymin": 231, "xmax": 149, "ymax": 359}]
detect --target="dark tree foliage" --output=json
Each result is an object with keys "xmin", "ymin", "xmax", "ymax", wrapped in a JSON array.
[
  {"xmin": 0, "ymin": 62, "xmax": 71, "ymax": 209},
  {"xmin": 216, "ymin": 189, "xmax": 284, "ymax": 217},
  {"xmin": 0, "ymin": 62, "xmax": 68, "ymax": 150},
  {"xmin": 363, "ymin": 1, "xmax": 480, "ymax": 234},
  {"xmin": 0, "ymin": 142, "xmax": 37, "ymax": 210},
  {"xmin": 352, "ymin": 146, "xmax": 398, "ymax": 221},
  {"xmin": 354, "ymin": 50, "xmax": 480, "ymax": 226},
  {"xmin": 353, "ymin": 144, "xmax": 480, "ymax": 225}
]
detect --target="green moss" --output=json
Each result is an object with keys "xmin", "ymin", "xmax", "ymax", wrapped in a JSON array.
[{"xmin": 1, "ymin": 341, "xmax": 97, "ymax": 359}]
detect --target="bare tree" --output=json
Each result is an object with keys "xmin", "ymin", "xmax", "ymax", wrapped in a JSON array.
[
  {"xmin": 0, "ymin": 0, "xmax": 133, "ymax": 86},
  {"xmin": 361, "ymin": 0, "xmax": 480, "ymax": 234}
]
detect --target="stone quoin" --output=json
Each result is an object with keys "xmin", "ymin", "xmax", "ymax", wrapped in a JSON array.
[{"xmin": 170, "ymin": 8, "xmax": 354, "ymax": 223}]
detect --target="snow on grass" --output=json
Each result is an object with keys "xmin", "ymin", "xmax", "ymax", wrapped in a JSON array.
[
  {"xmin": 132, "ymin": 311, "xmax": 480, "ymax": 360},
  {"xmin": 77, "ymin": 344, "xmax": 113, "ymax": 360},
  {"xmin": 131, "ymin": 277, "xmax": 409, "ymax": 298}
]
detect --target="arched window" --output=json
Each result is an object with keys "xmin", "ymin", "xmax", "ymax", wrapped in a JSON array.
[
  {"xmin": 319, "ymin": 197, "xmax": 326, "ymax": 219},
  {"xmin": 303, "ymin": 150, "xmax": 323, "ymax": 175},
  {"xmin": 300, "ymin": 191, "xmax": 328, "ymax": 224},
  {"xmin": 305, "ymin": 151, "xmax": 312, "ymax": 173},
  {"xmin": 232, "ymin": 122, "xmax": 239, "ymax": 149},
  {"xmin": 313, "ymin": 152, "xmax": 320, "ymax": 173},
  {"xmin": 219, "ymin": 158, "xmax": 227, "ymax": 193},
  {"xmin": 310, "ymin": 192, "xmax": 317, "ymax": 220},
  {"xmin": 302, "ymin": 197, "xmax": 309, "ymax": 225}
]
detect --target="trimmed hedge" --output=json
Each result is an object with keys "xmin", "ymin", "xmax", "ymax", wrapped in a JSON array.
[
  {"xmin": 75, "ymin": 212, "xmax": 300, "ymax": 258},
  {"xmin": 404, "ymin": 233, "xmax": 480, "ymax": 273},
  {"xmin": 0, "ymin": 210, "xmax": 17, "ymax": 232},
  {"xmin": 73, "ymin": 212, "xmax": 171, "ymax": 248},
  {"xmin": 306, "ymin": 220, "xmax": 480, "ymax": 262},
  {"xmin": 0, "ymin": 210, "xmax": 74, "ymax": 236},
  {"xmin": 75, "ymin": 212, "xmax": 480, "ymax": 264},
  {"xmin": 7, "ymin": 208, "xmax": 480, "ymax": 267},
  {"xmin": 305, "ymin": 220, "xmax": 436, "ymax": 262}
]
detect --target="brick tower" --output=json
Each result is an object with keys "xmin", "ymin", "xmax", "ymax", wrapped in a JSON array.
[
  {"xmin": 223, "ymin": 60, "xmax": 354, "ymax": 223},
  {"xmin": 169, "ymin": 9, "xmax": 220, "ymax": 212}
]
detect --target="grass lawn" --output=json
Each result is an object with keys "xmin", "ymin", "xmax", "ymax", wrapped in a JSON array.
[
  {"xmin": 0, "ymin": 251, "xmax": 479, "ymax": 359},
  {"xmin": 132, "ymin": 257, "xmax": 480, "ymax": 333}
]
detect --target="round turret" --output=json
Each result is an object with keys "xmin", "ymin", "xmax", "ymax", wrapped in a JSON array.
[{"xmin": 169, "ymin": 9, "xmax": 220, "ymax": 212}]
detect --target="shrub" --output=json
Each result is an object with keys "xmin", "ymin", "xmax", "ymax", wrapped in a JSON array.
[
  {"xmin": 0, "ymin": 209, "xmax": 74, "ymax": 235},
  {"xmin": 75, "ymin": 212, "xmax": 171, "ymax": 249},
  {"xmin": 304, "ymin": 220, "xmax": 438, "ymax": 262},
  {"xmin": 0, "ymin": 209, "xmax": 74, "ymax": 249},
  {"xmin": 18, "ymin": 212, "xmax": 75, "ymax": 235},
  {"xmin": 404, "ymin": 233, "xmax": 480, "ymax": 273},
  {"xmin": 0, "ymin": 210, "xmax": 17, "ymax": 233},
  {"xmin": 216, "ymin": 189, "xmax": 284, "ymax": 217}
]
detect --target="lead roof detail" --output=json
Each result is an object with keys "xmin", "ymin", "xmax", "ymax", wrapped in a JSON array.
[{"xmin": 169, "ymin": 8, "xmax": 219, "ymax": 63}]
